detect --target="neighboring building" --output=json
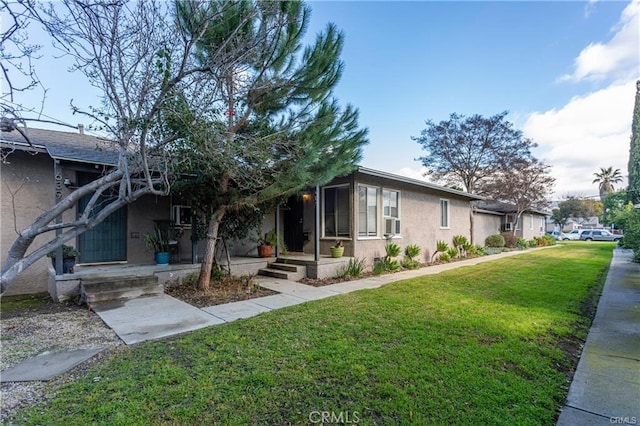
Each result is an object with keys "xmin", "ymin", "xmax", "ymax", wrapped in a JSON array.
[
  {"xmin": 474, "ymin": 201, "xmax": 547, "ymax": 242},
  {"xmin": 244, "ymin": 167, "xmax": 484, "ymax": 263},
  {"xmin": 1, "ymin": 127, "xmax": 200, "ymax": 297}
]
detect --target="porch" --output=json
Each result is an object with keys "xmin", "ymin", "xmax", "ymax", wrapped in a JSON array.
[{"xmin": 48, "ymin": 255, "xmax": 352, "ymax": 302}]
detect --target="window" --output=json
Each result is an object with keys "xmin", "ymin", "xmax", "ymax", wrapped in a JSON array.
[
  {"xmin": 440, "ymin": 199, "xmax": 449, "ymax": 228},
  {"xmin": 540, "ymin": 217, "xmax": 545, "ymax": 232},
  {"xmin": 529, "ymin": 214, "xmax": 533, "ymax": 230},
  {"xmin": 358, "ymin": 186, "xmax": 378, "ymax": 237},
  {"xmin": 383, "ymin": 189, "xmax": 400, "ymax": 235},
  {"xmin": 324, "ymin": 185, "xmax": 350, "ymax": 237}
]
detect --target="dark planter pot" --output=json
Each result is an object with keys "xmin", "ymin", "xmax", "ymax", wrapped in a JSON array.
[
  {"xmin": 51, "ymin": 258, "xmax": 76, "ymax": 273},
  {"xmin": 257, "ymin": 244, "xmax": 273, "ymax": 258},
  {"xmin": 155, "ymin": 252, "xmax": 170, "ymax": 265}
]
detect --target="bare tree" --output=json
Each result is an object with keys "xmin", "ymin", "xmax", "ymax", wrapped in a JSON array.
[
  {"xmin": 482, "ymin": 159, "xmax": 555, "ymax": 234},
  {"xmin": 413, "ymin": 111, "xmax": 536, "ymax": 193},
  {"xmin": 0, "ymin": 0, "xmax": 253, "ymax": 294}
]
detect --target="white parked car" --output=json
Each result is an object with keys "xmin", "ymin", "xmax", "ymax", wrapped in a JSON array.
[{"xmin": 562, "ymin": 229, "xmax": 589, "ymax": 240}]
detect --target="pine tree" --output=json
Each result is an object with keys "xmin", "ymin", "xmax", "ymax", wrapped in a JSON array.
[
  {"xmin": 629, "ymin": 80, "xmax": 640, "ymax": 204},
  {"xmin": 173, "ymin": 1, "xmax": 368, "ymax": 289}
]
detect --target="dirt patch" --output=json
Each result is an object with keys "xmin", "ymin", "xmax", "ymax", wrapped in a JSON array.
[{"xmin": 165, "ymin": 274, "xmax": 277, "ymax": 308}]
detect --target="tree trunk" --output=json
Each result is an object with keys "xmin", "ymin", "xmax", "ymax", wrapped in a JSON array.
[{"xmin": 197, "ymin": 207, "xmax": 227, "ymax": 290}]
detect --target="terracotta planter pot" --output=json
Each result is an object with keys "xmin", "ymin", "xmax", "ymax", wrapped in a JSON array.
[{"xmin": 258, "ymin": 244, "xmax": 273, "ymax": 258}]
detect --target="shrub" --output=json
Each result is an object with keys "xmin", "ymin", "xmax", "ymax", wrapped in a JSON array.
[
  {"xmin": 485, "ymin": 234, "xmax": 506, "ymax": 248},
  {"xmin": 384, "ymin": 258, "xmax": 401, "ymax": 271},
  {"xmin": 402, "ymin": 258, "xmax": 422, "ymax": 270},
  {"xmin": 516, "ymin": 237, "xmax": 527, "ymax": 249},
  {"xmin": 484, "ymin": 247, "xmax": 504, "ymax": 255},
  {"xmin": 432, "ymin": 240, "xmax": 449, "ymax": 262},
  {"xmin": 337, "ymin": 257, "xmax": 366, "ymax": 278},
  {"xmin": 542, "ymin": 235, "xmax": 557, "ymax": 246},
  {"xmin": 436, "ymin": 240, "xmax": 449, "ymax": 252},
  {"xmin": 385, "ymin": 243, "xmax": 401, "ymax": 258},
  {"xmin": 402, "ymin": 244, "xmax": 422, "ymax": 270},
  {"xmin": 372, "ymin": 259, "xmax": 386, "ymax": 275},
  {"xmin": 501, "ymin": 232, "xmax": 517, "ymax": 248},
  {"xmin": 404, "ymin": 244, "xmax": 421, "ymax": 260},
  {"xmin": 462, "ymin": 242, "xmax": 475, "ymax": 256},
  {"xmin": 527, "ymin": 239, "xmax": 537, "ymax": 248},
  {"xmin": 474, "ymin": 245, "xmax": 485, "ymax": 255},
  {"xmin": 438, "ymin": 252, "xmax": 451, "ymax": 262},
  {"xmin": 447, "ymin": 247, "xmax": 459, "ymax": 259}
]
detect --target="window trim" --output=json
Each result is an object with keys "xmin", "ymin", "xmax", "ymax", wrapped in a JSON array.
[
  {"xmin": 322, "ymin": 184, "xmax": 351, "ymax": 238},
  {"xmin": 439, "ymin": 198, "xmax": 450, "ymax": 229},
  {"xmin": 382, "ymin": 188, "xmax": 401, "ymax": 236},
  {"xmin": 357, "ymin": 184, "xmax": 379, "ymax": 238}
]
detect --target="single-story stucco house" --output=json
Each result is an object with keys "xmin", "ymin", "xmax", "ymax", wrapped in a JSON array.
[{"xmin": 2, "ymin": 127, "xmax": 545, "ymax": 302}]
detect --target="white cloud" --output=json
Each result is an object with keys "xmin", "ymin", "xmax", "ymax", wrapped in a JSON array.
[
  {"xmin": 393, "ymin": 166, "xmax": 432, "ymax": 183},
  {"xmin": 561, "ymin": 0, "xmax": 639, "ymax": 82},
  {"xmin": 524, "ymin": 80, "xmax": 635, "ymax": 197}
]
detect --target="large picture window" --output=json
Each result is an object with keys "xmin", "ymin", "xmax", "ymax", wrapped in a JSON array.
[
  {"xmin": 324, "ymin": 185, "xmax": 350, "ymax": 237},
  {"xmin": 358, "ymin": 186, "xmax": 378, "ymax": 237},
  {"xmin": 440, "ymin": 199, "xmax": 449, "ymax": 228}
]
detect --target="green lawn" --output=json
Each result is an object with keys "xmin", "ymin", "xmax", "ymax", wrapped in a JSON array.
[{"xmin": 13, "ymin": 243, "xmax": 614, "ymax": 425}]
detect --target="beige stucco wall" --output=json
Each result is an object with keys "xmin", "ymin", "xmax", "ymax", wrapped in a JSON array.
[
  {"xmin": 1, "ymin": 151, "xmax": 69, "ymax": 295},
  {"xmin": 516, "ymin": 213, "xmax": 546, "ymax": 240},
  {"xmin": 348, "ymin": 174, "xmax": 473, "ymax": 266},
  {"xmin": 473, "ymin": 212, "xmax": 502, "ymax": 246}
]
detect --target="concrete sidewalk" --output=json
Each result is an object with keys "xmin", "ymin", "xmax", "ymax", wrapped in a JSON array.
[{"xmin": 557, "ymin": 249, "xmax": 640, "ymax": 425}]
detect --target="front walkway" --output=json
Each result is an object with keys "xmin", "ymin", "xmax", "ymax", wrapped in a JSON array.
[
  {"xmin": 93, "ymin": 247, "xmax": 558, "ymax": 345},
  {"xmin": 556, "ymin": 249, "xmax": 640, "ymax": 425}
]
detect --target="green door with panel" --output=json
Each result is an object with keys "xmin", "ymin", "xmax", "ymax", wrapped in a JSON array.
[{"xmin": 77, "ymin": 172, "xmax": 127, "ymax": 263}]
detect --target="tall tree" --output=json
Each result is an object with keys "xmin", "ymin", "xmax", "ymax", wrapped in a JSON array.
[
  {"xmin": 551, "ymin": 197, "xmax": 603, "ymax": 230},
  {"xmin": 483, "ymin": 159, "xmax": 555, "ymax": 234},
  {"xmin": 0, "ymin": 0, "xmax": 270, "ymax": 293},
  {"xmin": 413, "ymin": 111, "xmax": 536, "ymax": 193},
  {"xmin": 629, "ymin": 80, "xmax": 640, "ymax": 204},
  {"xmin": 592, "ymin": 167, "xmax": 623, "ymax": 200},
  {"xmin": 173, "ymin": 1, "xmax": 367, "ymax": 289}
]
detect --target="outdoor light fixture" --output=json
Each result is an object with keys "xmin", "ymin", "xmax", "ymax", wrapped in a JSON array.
[{"xmin": 63, "ymin": 178, "xmax": 73, "ymax": 187}]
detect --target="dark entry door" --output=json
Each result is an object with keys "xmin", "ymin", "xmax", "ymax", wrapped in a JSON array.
[
  {"xmin": 283, "ymin": 195, "xmax": 304, "ymax": 252},
  {"xmin": 77, "ymin": 172, "xmax": 127, "ymax": 263}
]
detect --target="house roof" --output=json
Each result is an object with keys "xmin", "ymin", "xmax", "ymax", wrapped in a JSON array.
[
  {"xmin": 1, "ymin": 127, "xmax": 118, "ymax": 166},
  {"xmin": 356, "ymin": 167, "xmax": 484, "ymax": 201},
  {"xmin": 476, "ymin": 200, "xmax": 549, "ymax": 216}
]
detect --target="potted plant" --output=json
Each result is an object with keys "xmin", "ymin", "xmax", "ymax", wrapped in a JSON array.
[
  {"xmin": 144, "ymin": 226, "xmax": 171, "ymax": 265},
  {"xmin": 47, "ymin": 244, "xmax": 80, "ymax": 273},
  {"xmin": 257, "ymin": 229, "xmax": 287, "ymax": 258},
  {"xmin": 330, "ymin": 239, "xmax": 344, "ymax": 258},
  {"xmin": 257, "ymin": 229, "xmax": 277, "ymax": 258}
]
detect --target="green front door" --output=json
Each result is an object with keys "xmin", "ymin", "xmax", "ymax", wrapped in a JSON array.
[{"xmin": 77, "ymin": 172, "xmax": 127, "ymax": 263}]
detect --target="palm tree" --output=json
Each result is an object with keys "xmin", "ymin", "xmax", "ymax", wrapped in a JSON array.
[{"xmin": 593, "ymin": 167, "xmax": 623, "ymax": 199}]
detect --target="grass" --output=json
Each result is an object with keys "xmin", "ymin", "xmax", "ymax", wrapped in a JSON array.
[
  {"xmin": 0, "ymin": 292, "xmax": 52, "ymax": 314},
  {"xmin": 12, "ymin": 243, "xmax": 614, "ymax": 425}
]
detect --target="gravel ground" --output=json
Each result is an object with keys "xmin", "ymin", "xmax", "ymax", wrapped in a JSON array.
[{"xmin": 0, "ymin": 302, "xmax": 123, "ymax": 423}]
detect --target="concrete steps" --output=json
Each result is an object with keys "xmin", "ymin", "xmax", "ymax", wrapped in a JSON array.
[
  {"xmin": 81, "ymin": 275, "xmax": 163, "ymax": 305},
  {"xmin": 258, "ymin": 260, "xmax": 306, "ymax": 281}
]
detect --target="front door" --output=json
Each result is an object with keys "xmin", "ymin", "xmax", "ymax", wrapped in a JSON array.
[
  {"xmin": 283, "ymin": 195, "xmax": 304, "ymax": 252},
  {"xmin": 77, "ymin": 172, "xmax": 127, "ymax": 263}
]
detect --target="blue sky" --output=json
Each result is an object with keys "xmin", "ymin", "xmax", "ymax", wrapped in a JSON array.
[{"xmin": 7, "ymin": 0, "xmax": 639, "ymax": 198}]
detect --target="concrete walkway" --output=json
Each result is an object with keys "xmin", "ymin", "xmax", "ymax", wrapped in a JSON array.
[
  {"xmin": 557, "ymin": 249, "xmax": 640, "ymax": 425},
  {"xmin": 95, "ymin": 247, "xmax": 555, "ymax": 344}
]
